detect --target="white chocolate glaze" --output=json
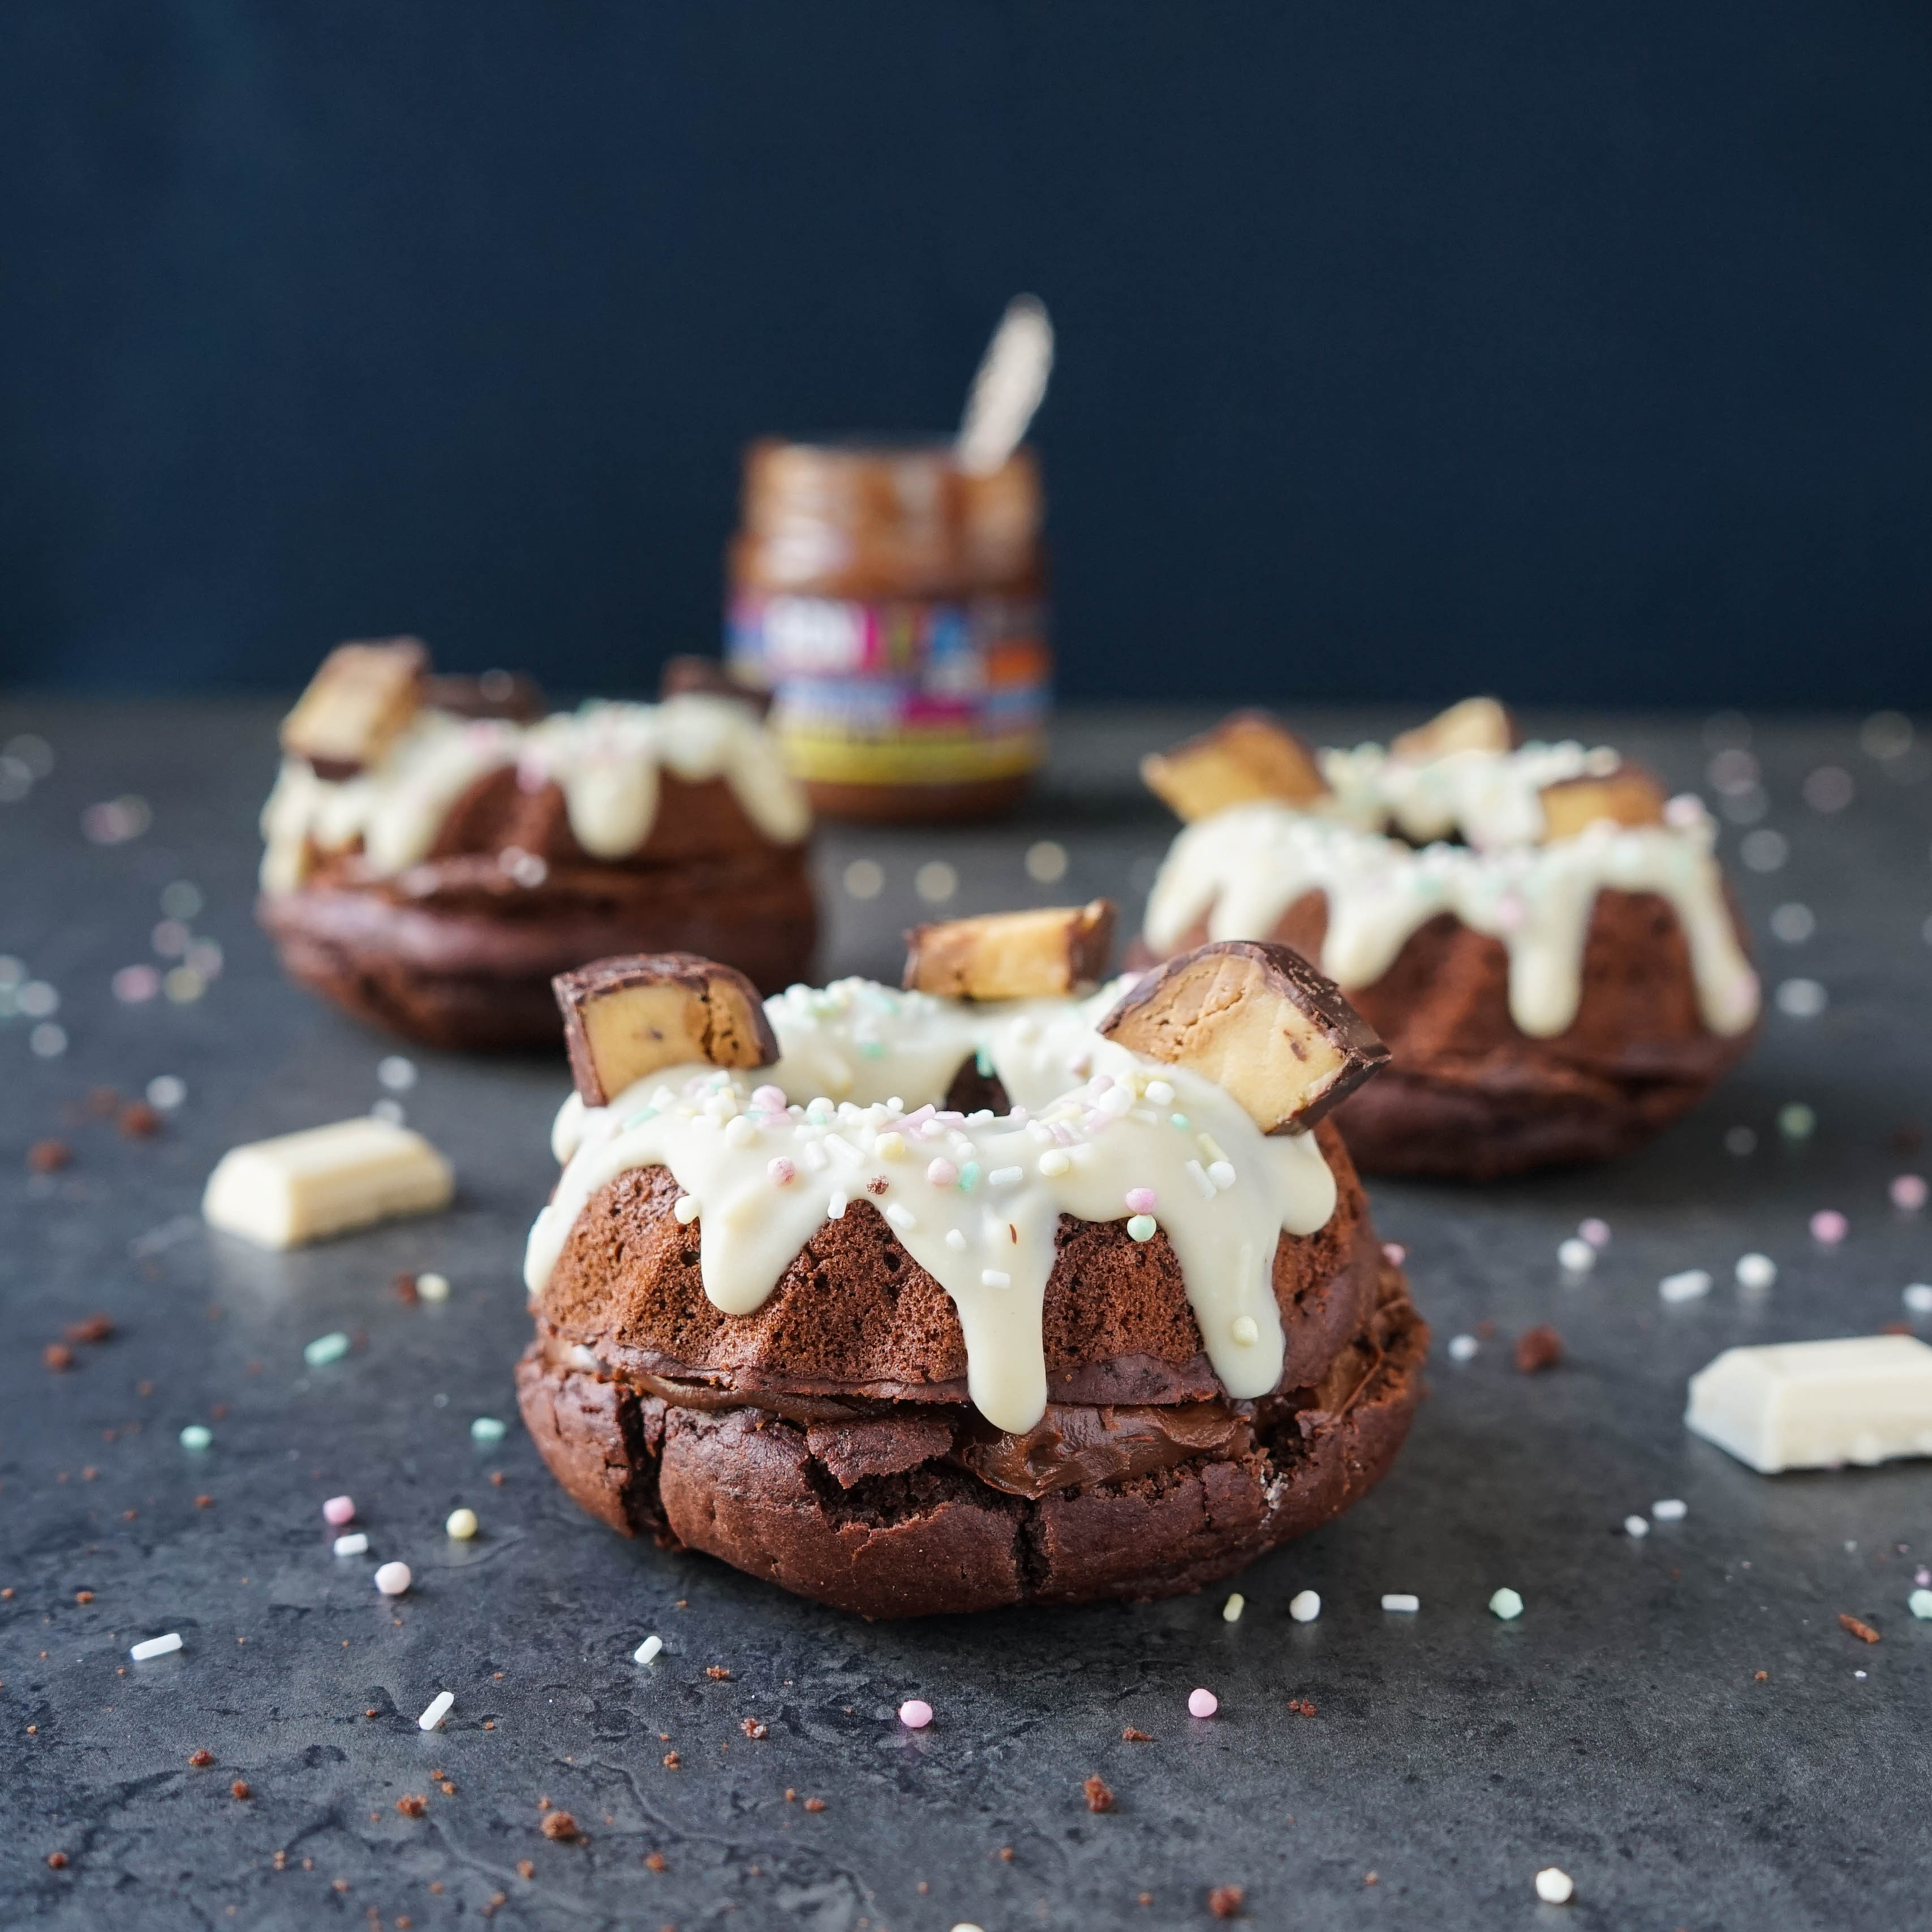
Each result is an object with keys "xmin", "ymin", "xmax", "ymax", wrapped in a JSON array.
[
  {"xmin": 528, "ymin": 978, "xmax": 1340, "ymax": 1435},
  {"xmin": 260, "ymin": 695, "xmax": 810, "ymax": 892},
  {"xmin": 1144, "ymin": 744, "xmax": 1759, "ymax": 1040}
]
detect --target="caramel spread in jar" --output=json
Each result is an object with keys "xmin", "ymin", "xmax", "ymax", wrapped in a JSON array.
[{"xmin": 726, "ymin": 438, "xmax": 1049, "ymax": 820}]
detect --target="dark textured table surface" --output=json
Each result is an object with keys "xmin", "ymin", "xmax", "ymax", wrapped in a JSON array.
[{"xmin": 3, "ymin": 699, "xmax": 1930, "ymax": 1931}]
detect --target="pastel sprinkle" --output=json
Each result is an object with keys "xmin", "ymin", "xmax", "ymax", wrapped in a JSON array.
[
  {"xmin": 1625, "ymin": 1514, "xmax": 1650, "ymax": 1538},
  {"xmin": 1207, "ymin": 1160, "xmax": 1237, "ymax": 1191},
  {"xmin": 374, "ymin": 1561, "xmax": 412, "ymax": 1596},
  {"xmin": 179, "ymin": 1425, "xmax": 212, "ymax": 1451},
  {"xmin": 957, "ymin": 1161, "xmax": 982, "ymax": 1192},
  {"xmin": 445, "ymin": 1508, "xmax": 479, "ymax": 1540},
  {"xmin": 1735, "ymin": 1253, "xmax": 1777, "ymax": 1290},
  {"xmin": 884, "ymin": 1202, "xmax": 916, "ymax": 1232},
  {"xmin": 1557, "ymin": 1238, "xmax": 1594, "ymax": 1273},
  {"xmin": 751, "ymin": 1085, "xmax": 786, "ymax": 1111},
  {"xmin": 927, "ymin": 1158, "xmax": 958, "ymax": 1187},
  {"xmin": 416, "ymin": 1272, "xmax": 450, "ymax": 1302},
  {"xmin": 1123, "ymin": 1186, "xmax": 1158, "ymax": 1215},
  {"xmin": 1659, "ymin": 1269, "xmax": 1712, "ymax": 1303},
  {"xmin": 129, "ymin": 1633, "xmax": 182, "ymax": 1662},
  {"xmin": 1038, "ymin": 1151, "xmax": 1070, "ymax": 1178},
  {"xmin": 1909, "ymin": 1590, "xmax": 1932, "ymax": 1621},
  {"xmin": 1381, "ymin": 1593, "xmax": 1420, "ymax": 1613},
  {"xmin": 635, "ymin": 1634, "xmax": 664, "ymax": 1664},
  {"xmin": 987, "ymin": 1165, "xmax": 1023, "ymax": 1189},
  {"xmin": 1187, "ymin": 1687, "xmax": 1218, "ymax": 1718},
  {"xmin": 1535, "ymin": 1869, "xmax": 1575, "ymax": 1906},
  {"xmin": 1222, "ymin": 1593, "xmax": 1245, "ymax": 1623},
  {"xmin": 1579, "ymin": 1217, "xmax": 1611, "ymax": 1246},
  {"xmin": 322, "ymin": 1495, "xmax": 356, "ymax": 1526},
  {"xmin": 1126, "ymin": 1215, "xmax": 1158, "ymax": 1242},
  {"xmin": 875, "ymin": 1133, "xmax": 906, "ymax": 1161},
  {"xmin": 333, "ymin": 1532, "xmax": 368, "ymax": 1556},
  {"xmin": 1169, "ymin": 1113, "xmax": 1190, "ymax": 1130},
  {"xmin": 768, "ymin": 1157, "xmax": 796, "ymax": 1186},
  {"xmin": 981, "ymin": 1269, "xmax": 1011, "ymax": 1289},
  {"xmin": 1447, "ymin": 1334, "xmax": 1478, "ymax": 1362},
  {"xmin": 1289, "ymin": 1590, "xmax": 1321, "ymax": 1623},
  {"xmin": 417, "ymin": 1691, "xmax": 454, "ymax": 1731},
  {"xmin": 1184, "ymin": 1159, "xmax": 1216, "ymax": 1201},
  {"xmin": 1892, "ymin": 1174, "xmax": 1929, "ymax": 1212},
  {"xmin": 898, "ymin": 1698, "xmax": 933, "ymax": 1729},
  {"xmin": 944, "ymin": 1229, "xmax": 967, "ymax": 1253},
  {"xmin": 1904, "ymin": 1284, "xmax": 1932, "ymax": 1315},
  {"xmin": 304, "ymin": 1332, "xmax": 350, "ymax": 1367},
  {"xmin": 470, "ymin": 1417, "xmax": 506, "ymax": 1444},
  {"xmin": 1230, "ymin": 1315, "xmax": 1259, "ymax": 1345},
  {"xmin": 1652, "ymin": 1499, "xmax": 1688, "ymax": 1521},
  {"xmin": 1810, "ymin": 1209, "xmax": 1848, "ymax": 1245},
  {"xmin": 1490, "ymin": 1587, "xmax": 1524, "ymax": 1620},
  {"xmin": 673, "ymin": 1195, "xmax": 701, "ymax": 1224}
]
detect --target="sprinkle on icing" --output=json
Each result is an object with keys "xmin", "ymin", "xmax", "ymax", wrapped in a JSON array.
[
  {"xmin": 261, "ymin": 694, "xmax": 810, "ymax": 892},
  {"xmin": 1144, "ymin": 742, "xmax": 1759, "ymax": 1039},
  {"xmin": 526, "ymin": 979, "xmax": 1339, "ymax": 1436}
]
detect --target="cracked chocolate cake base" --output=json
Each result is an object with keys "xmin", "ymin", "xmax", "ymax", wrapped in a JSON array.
[
  {"xmin": 515, "ymin": 1123, "xmax": 1426, "ymax": 1619},
  {"xmin": 517, "ymin": 1283, "xmax": 1423, "ymax": 1619}
]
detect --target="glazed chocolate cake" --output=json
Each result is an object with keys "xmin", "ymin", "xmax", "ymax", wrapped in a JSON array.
[
  {"xmin": 256, "ymin": 640, "xmax": 816, "ymax": 1048},
  {"xmin": 1138, "ymin": 701, "xmax": 1761, "ymax": 1180},
  {"xmin": 516, "ymin": 918, "xmax": 1426, "ymax": 1617}
]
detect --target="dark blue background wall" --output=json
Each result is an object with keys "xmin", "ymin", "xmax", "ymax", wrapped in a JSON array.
[{"xmin": 4, "ymin": 3, "xmax": 1929, "ymax": 705}]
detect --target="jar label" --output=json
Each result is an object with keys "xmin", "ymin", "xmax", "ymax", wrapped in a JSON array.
[{"xmin": 728, "ymin": 592, "xmax": 1050, "ymax": 786}]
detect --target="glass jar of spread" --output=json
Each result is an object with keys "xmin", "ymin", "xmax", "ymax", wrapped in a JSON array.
[{"xmin": 726, "ymin": 437, "xmax": 1050, "ymax": 820}]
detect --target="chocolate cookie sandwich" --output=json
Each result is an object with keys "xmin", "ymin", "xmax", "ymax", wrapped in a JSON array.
[
  {"xmin": 516, "ymin": 911, "xmax": 1425, "ymax": 1617},
  {"xmin": 1137, "ymin": 699, "xmax": 1761, "ymax": 1180},
  {"xmin": 257, "ymin": 640, "xmax": 816, "ymax": 1048}
]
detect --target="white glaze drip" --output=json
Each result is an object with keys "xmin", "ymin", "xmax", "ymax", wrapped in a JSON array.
[
  {"xmin": 1144, "ymin": 794, "xmax": 1759, "ymax": 1039},
  {"xmin": 1315, "ymin": 739, "xmax": 1621, "ymax": 850},
  {"xmin": 526, "ymin": 980, "xmax": 1340, "ymax": 1435},
  {"xmin": 260, "ymin": 695, "xmax": 810, "ymax": 892}
]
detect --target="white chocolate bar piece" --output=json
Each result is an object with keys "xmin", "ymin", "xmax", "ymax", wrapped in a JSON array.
[
  {"xmin": 202, "ymin": 1118, "xmax": 454, "ymax": 1249},
  {"xmin": 1685, "ymin": 1335, "xmax": 1932, "ymax": 1474}
]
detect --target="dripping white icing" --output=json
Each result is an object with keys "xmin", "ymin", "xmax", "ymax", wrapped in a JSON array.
[
  {"xmin": 527, "ymin": 978, "xmax": 1340, "ymax": 1436},
  {"xmin": 1143, "ymin": 745, "xmax": 1759, "ymax": 1040},
  {"xmin": 260, "ymin": 695, "xmax": 810, "ymax": 893}
]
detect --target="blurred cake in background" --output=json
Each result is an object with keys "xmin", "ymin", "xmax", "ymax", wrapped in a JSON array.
[
  {"xmin": 257, "ymin": 640, "xmax": 816, "ymax": 1048},
  {"xmin": 1136, "ymin": 699, "xmax": 1761, "ymax": 1179}
]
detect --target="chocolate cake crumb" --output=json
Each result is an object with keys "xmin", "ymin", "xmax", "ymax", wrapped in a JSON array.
[
  {"xmin": 1122, "ymin": 1727, "xmax": 1152, "ymax": 1742},
  {"xmin": 1083, "ymin": 1774, "xmax": 1115, "ymax": 1813},
  {"xmin": 540, "ymin": 1811, "xmax": 579, "ymax": 1841},
  {"xmin": 1839, "ymin": 1613, "xmax": 1881, "ymax": 1643},
  {"xmin": 739, "ymin": 1718, "xmax": 768, "ymax": 1739},
  {"xmin": 1514, "ymin": 1326, "xmax": 1563, "ymax": 1373},
  {"xmin": 119, "ymin": 1102, "xmax": 162, "ymax": 1138},
  {"xmin": 1207, "ymin": 1884, "xmax": 1245, "ymax": 1918},
  {"xmin": 188, "ymin": 1750, "xmax": 213, "ymax": 1767},
  {"xmin": 28, "ymin": 1141, "xmax": 70, "ymax": 1174},
  {"xmin": 231, "ymin": 1781, "xmax": 251, "ymax": 1800},
  {"xmin": 42, "ymin": 1344, "xmax": 73, "ymax": 1372},
  {"xmin": 394, "ymin": 1273, "xmax": 419, "ymax": 1303},
  {"xmin": 515, "ymin": 1860, "xmax": 535, "ymax": 1879},
  {"xmin": 1287, "ymin": 1698, "xmax": 1318, "ymax": 1717},
  {"xmin": 645, "ymin": 1852, "xmax": 668, "ymax": 1872},
  {"xmin": 397, "ymin": 1794, "xmax": 428, "ymax": 1818},
  {"xmin": 662, "ymin": 1752, "xmax": 680, "ymax": 1769},
  {"xmin": 64, "ymin": 1315, "xmax": 114, "ymax": 1344},
  {"xmin": 705, "ymin": 1664, "xmax": 732, "ymax": 1679},
  {"xmin": 46, "ymin": 1851, "xmax": 68, "ymax": 1869},
  {"xmin": 803, "ymin": 1798, "xmax": 826, "ymax": 1813}
]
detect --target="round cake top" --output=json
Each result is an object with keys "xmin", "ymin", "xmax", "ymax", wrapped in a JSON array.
[
  {"xmin": 261, "ymin": 693, "xmax": 809, "ymax": 893},
  {"xmin": 527, "ymin": 960, "xmax": 1360, "ymax": 1436},
  {"xmin": 1141, "ymin": 705, "xmax": 1760, "ymax": 1040}
]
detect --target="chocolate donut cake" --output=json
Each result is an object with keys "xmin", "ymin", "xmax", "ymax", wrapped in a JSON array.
[
  {"xmin": 515, "ymin": 914, "xmax": 1425, "ymax": 1618},
  {"xmin": 1138, "ymin": 700, "xmax": 1761, "ymax": 1180},
  {"xmin": 257, "ymin": 640, "xmax": 816, "ymax": 1048}
]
